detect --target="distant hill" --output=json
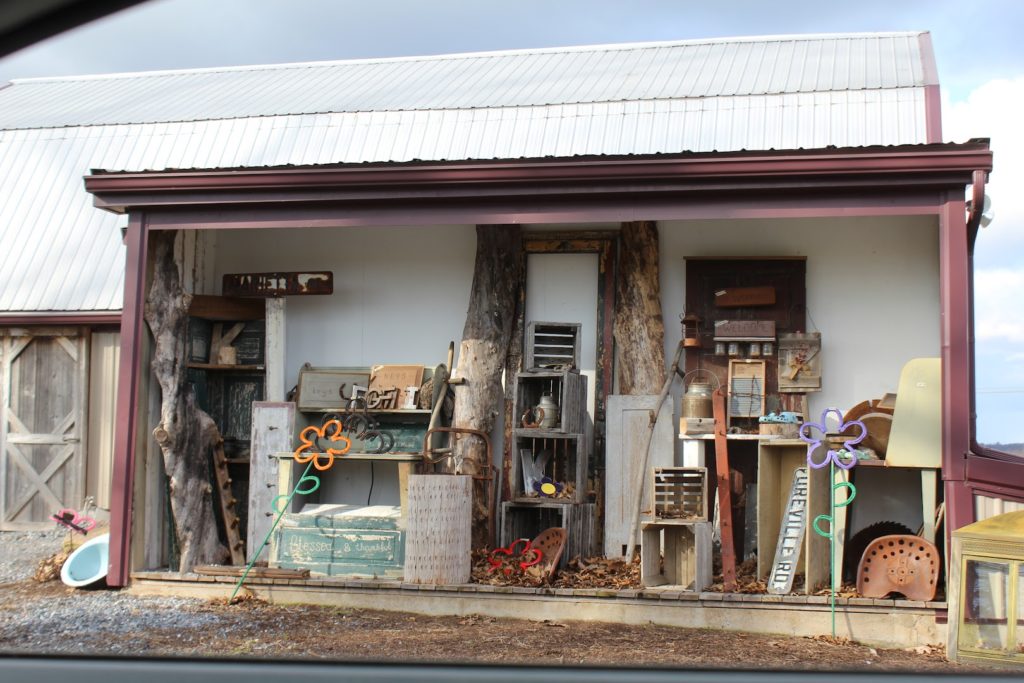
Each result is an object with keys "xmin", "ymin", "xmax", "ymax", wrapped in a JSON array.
[{"xmin": 981, "ymin": 442, "xmax": 1024, "ymax": 456}]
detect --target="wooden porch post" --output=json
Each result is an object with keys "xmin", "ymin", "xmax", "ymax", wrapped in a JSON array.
[
  {"xmin": 107, "ymin": 214, "xmax": 148, "ymax": 587},
  {"xmin": 453, "ymin": 224, "xmax": 523, "ymax": 548}
]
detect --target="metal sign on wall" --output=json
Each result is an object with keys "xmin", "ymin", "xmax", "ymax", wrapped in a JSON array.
[{"xmin": 223, "ymin": 272, "xmax": 333, "ymax": 297}]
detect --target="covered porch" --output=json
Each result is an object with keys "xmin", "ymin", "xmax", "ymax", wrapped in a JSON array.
[{"xmin": 85, "ymin": 141, "xmax": 991, "ymax": 644}]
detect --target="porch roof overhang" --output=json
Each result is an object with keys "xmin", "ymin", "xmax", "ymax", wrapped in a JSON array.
[{"xmin": 85, "ymin": 141, "xmax": 992, "ymax": 227}]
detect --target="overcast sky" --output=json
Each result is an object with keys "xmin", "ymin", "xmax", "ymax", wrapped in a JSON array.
[{"xmin": 1, "ymin": 0, "xmax": 1021, "ymax": 442}]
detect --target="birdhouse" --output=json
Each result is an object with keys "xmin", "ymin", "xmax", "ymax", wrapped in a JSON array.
[
  {"xmin": 947, "ymin": 510, "xmax": 1024, "ymax": 667},
  {"xmin": 682, "ymin": 314, "xmax": 701, "ymax": 348}
]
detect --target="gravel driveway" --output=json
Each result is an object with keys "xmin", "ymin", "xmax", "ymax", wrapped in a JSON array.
[
  {"xmin": 0, "ymin": 529, "xmax": 223, "ymax": 656},
  {"xmin": 0, "ymin": 530, "xmax": 64, "ymax": 583}
]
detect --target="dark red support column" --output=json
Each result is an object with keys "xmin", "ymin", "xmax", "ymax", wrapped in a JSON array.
[
  {"xmin": 107, "ymin": 213, "xmax": 149, "ymax": 587},
  {"xmin": 938, "ymin": 195, "xmax": 974, "ymax": 535}
]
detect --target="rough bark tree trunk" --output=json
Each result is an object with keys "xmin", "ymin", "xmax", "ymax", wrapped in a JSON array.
[
  {"xmin": 614, "ymin": 221, "xmax": 665, "ymax": 395},
  {"xmin": 453, "ymin": 225, "xmax": 523, "ymax": 549},
  {"xmin": 145, "ymin": 231, "xmax": 228, "ymax": 571}
]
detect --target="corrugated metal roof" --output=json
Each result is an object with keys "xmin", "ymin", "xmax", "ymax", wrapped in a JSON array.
[
  {"xmin": 0, "ymin": 32, "xmax": 937, "ymax": 312},
  {"xmin": 0, "ymin": 32, "xmax": 931, "ymax": 130}
]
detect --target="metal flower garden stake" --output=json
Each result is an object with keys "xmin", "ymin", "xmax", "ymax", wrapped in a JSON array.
[{"xmin": 799, "ymin": 408, "xmax": 867, "ymax": 637}]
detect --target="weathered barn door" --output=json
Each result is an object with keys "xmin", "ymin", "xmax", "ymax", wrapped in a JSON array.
[{"xmin": 1, "ymin": 329, "xmax": 88, "ymax": 530}]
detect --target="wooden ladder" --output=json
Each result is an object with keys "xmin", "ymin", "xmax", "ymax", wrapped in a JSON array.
[{"xmin": 212, "ymin": 439, "xmax": 245, "ymax": 565}]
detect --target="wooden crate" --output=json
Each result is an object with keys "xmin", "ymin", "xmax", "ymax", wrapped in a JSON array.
[
  {"xmin": 651, "ymin": 467, "xmax": 708, "ymax": 523},
  {"xmin": 510, "ymin": 432, "xmax": 587, "ymax": 504},
  {"xmin": 525, "ymin": 321, "xmax": 581, "ymax": 370},
  {"xmin": 500, "ymin": 502, "xmax": 596, "ymax": 567},
  {"xmin": 514, "ymin": 369, "xmax": 586, "ymax": 434},
  {"xmin": 641, "ymin": 521, "xmax": 712, "ymax": 590}
]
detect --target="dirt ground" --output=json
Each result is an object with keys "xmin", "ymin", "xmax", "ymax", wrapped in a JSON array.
[{"xmin": 0, "ymin": 577, "xmax": 989, "ymax": 673}]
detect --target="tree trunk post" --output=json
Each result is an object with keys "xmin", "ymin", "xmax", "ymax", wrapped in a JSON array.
[
  {"xmin": 614, "ymin": 221, "xmax": 665, "ymax": 395},
  {"xmin": 452, "ymin": 225, "xmax": 523, "ymax": 549},
  {"xmin": 145, "ymin": 231, "xmax": 228, "ymax": 571}
]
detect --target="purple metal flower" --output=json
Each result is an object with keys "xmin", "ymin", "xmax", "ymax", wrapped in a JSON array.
[
  {"xmin": 798, "ymin": 407, "xmax": 867, "ymax": 470},
  {"xmin": 533, "ymin": 476, "xmax": 564, "ymax": 497}
]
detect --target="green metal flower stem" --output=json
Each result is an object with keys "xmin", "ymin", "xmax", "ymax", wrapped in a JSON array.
[
  {"xmin": 230, "ymin": 460, "xmax": 316, "ymax": 602},
  {"xmin": 829, "ymin": 459, "xmax": 837, "ymax": 637}
]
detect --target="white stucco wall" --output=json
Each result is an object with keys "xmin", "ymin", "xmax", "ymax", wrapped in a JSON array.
[
  {"xmin": 214, "ymin": 225, "xmax": 477, "ymax": 507},
  {"xmin": 660, "ymin": 216, "xmax": 941, "ymax": 536},
  {"xmin": 659, "ymin": 216, "xmax": 941, "ymax": 420},
  {"xmin": 211, "ymin": 216, "xmax": 940, "ymax": 521},
  {"xmin": 214, "ymin": 225, "xmax": 478, "ymax": 389}
]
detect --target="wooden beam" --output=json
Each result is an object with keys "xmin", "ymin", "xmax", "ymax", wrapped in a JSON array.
[
  {"xmin": 188, "ymin": 294, "xmax": 265, "ymax": 321},
  {"xmin": 713, "ymin": 388, "xmax": 737, "ymax": 591}
]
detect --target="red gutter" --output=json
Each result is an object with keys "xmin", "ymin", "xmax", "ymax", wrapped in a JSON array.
[
  {"xmin": 107, "ymin": 214, "xmax": 148, "ymax": 587},
  {"xmin": 85, "ymin": 143, "xmax": 993, "ymax": 201},
  {"xmin": 939, "ymin": 194, "xmax": 974, "ymax": 534},
  {"xmin": 0, "ymin": 311, "xmax": 121, "ymax": 326}
]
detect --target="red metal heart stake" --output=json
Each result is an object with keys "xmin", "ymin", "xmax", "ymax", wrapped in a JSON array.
[{"xmin": 487, "ymin": 538, "xmax": 544, "ymax": 575}]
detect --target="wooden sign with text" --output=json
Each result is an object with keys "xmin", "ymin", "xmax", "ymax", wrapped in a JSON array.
[
  {"xmin": 223, "ymin": 272, "xmax": 333, "ymax": 297},
  {"xmin": 768, "ymin": 467, "xmax": 809, "ymax": 594}
]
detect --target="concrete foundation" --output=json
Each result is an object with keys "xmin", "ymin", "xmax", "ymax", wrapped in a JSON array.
[{"xmin": 130, "ymin": 571, "xmax": 946, "ymax": 649}]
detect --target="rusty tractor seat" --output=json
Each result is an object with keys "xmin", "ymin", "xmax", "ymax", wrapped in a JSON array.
[
  {"xmin": 532, "ymin": 527, "xmax": 568, "ymax": 580},
  {"xmin": 856, "ymin": 534, "xmax": 939, "ymax": 601}
]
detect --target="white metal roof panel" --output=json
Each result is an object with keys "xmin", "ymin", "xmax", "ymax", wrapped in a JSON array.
[
  {"xmin": 0, "ymin": 86, "xmax": 927, "ymax": 312},
  {"xmin": 0, "ymin": 32, "xmax": 936, "ymax": 312},
  {"xmin": 0, "ymin": 32, "xmax": 931, "ymax": 130}
]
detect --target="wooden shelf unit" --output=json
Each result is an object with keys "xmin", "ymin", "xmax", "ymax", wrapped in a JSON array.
[{"xmin": 756, "ymin": 440, "xmax": 832, "ymax": 594}]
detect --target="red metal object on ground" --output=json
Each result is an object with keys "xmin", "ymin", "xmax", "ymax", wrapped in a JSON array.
[
  {"xmin": 51, "ymin": 508, "xmax": 96, "ymax": 534},
  {"xmin": 712, "ymin": 388, "xmax": 737, "ymax": 591},
  {"xmin": 487, "ymin": 538, "xmax": 542, "ymax": 576}
]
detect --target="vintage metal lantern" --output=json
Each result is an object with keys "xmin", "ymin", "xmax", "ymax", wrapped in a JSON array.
[
  {"xmin": 682, "ymin": 314, "xmax": 702, "ymax": 348},
  {"xmin": 947, "ymin": 509, "xmax": 1024, "ymax": 667}
]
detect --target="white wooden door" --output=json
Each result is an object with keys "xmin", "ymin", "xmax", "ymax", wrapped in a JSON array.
[
  {"xmin": 1, "ymin": 329, "xmax": 88, "ymax": 530},
  {"xmin": 603, "ymin": 394, "xmax": 674, "ymax": 558}
]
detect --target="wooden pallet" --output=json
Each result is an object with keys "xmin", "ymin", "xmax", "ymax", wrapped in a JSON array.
[{"xmin": 212, "ymin": 439, "xmax": 245, "ymax": 565}]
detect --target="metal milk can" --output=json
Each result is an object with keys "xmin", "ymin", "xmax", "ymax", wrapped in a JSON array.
[
  {"xmin": 536, "ymin": 392, "xmax": 559, "ymax": 429},
  {"xmin": 681, "ymin": 378, "xmax": 714, "ymax": 419}
]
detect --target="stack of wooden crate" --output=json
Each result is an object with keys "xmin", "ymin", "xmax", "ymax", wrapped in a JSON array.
[
  {"xmin": 640, "ymin": 467, "xmax": 713, "ymax": 590},
  {"xmin": 500, "ymin": 322, "xmax": 596, "ymax": 565}
]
